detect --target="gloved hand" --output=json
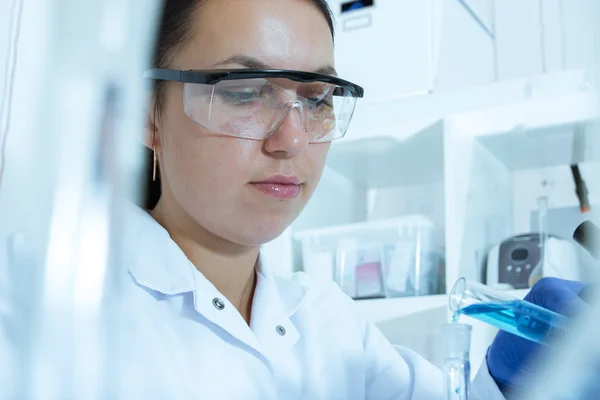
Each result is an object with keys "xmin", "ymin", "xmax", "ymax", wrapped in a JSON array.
[{"xmin": 486, "ymin": 277, "xmax": 588, "ymax": 395}]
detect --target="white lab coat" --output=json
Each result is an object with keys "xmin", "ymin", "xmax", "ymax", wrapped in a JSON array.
[
  {"xmin": 110, "ymin": 203, "xmax": 507, "ymax": 399},
  {"xmin": 0, "ymin": 202, "xmax": 506, "ymax": 399}
]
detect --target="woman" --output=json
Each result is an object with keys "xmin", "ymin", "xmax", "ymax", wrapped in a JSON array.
[{"xmin": 122, "ymin": 0, "xmax": 587, "ymax": 398}]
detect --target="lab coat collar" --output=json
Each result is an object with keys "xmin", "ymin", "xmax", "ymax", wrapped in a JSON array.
[
  {"xmin": 256, "ymin": 255, "xmax": 308, "ymax": 317},
  {"xmin": 189, "ymin": 264, "xmax": 303, "ymax": 360},
  {"xmin": 123, "ymin": 203, "xmax": 195, "ymax": 295},
  {"xmin": 250, "ymin": 268, "xmax": 301, "ymax": 361},
  {"xmin": 123, "ymin": 202, "xmax": 310, "ymax": 360},
  {"xmin": 123, "ymin": 202, "xmax": 309, "ymax": 317},
  {"xmin": 269, "ymin": 273, "xmax": 309, "ymax": 317}
]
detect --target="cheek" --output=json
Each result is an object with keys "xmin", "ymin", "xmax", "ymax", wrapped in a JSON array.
[
  {"xmin": 221, "ymin": 115, "xmax": 262, "ymax": 138},
  {"xmin": 161, "ymin": 88, "xmax": 258, "ymax": 194},
  {"xmin": 305, "ymin": 143, "xmax": 330, "ymax": 190},
  {"xmin": 166, "ymin": 129, "xmax": 258, "ymax": 197}
]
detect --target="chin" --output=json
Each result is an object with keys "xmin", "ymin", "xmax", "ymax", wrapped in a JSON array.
[{"xmin": 234, "ymin": 214, "xmax": 295, "ymax": 246}]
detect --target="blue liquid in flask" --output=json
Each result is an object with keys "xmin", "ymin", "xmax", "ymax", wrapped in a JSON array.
[{"xmin": 454, "ymin": 300, "xmax": 569, "ymax": 344}]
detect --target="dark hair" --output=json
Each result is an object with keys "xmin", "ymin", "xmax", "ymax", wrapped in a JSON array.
[{"xmin": 143, "ymin": 0, "xmax": 335, "ymax": 209}]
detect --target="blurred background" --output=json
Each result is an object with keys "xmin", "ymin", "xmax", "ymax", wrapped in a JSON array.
[
  {"xmin": 1, "ymin": 0, "xmax": 600, "ymax": 394},
  {"xmin": 259, "ymin": 0, "xmax": 600, "ymax": 374}
]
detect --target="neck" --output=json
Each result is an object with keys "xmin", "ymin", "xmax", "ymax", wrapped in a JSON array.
[{"xmin": 151, "ymin": 199, "xmax": 259, "ymax": 324}]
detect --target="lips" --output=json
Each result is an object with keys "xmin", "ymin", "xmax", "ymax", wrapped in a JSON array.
[{"xmin": 250, "ymin": 175, "xmax": 303, "ymax": 199}]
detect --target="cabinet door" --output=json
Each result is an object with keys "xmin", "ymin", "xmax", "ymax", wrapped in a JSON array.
[
  {"xmin": 537, "ymin": 0, "xmax": 598, "ymax": 72},
  {"xmin": 495, "ymin": 0, "xmax": 598, "ymax": 80},
  {"xmin": 330, "ymin": 0, "xmax": 435, "ymax": 104},
  {"xmin": 459, "ymin": 0, "xmax": 494, "ymax": 34},
  {"xmin": 494, "ymin": 0, "xmax": 544, "ymax": 80},
  {"xmin": 561, "ymin": 0, "xmax": 598, "ymax": 71},
  {"xmin": 434, "ymin": 0, "xmax": 495, "ymax": 91}
]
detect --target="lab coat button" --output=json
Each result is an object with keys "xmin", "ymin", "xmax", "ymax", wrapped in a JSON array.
[
  {"xmin": 212, "ymin": 298, "xmax": 225, "ymax": 310},
  {"xmin": 276, "ymin": 325, "xmax": 286, "ymax": 336}
]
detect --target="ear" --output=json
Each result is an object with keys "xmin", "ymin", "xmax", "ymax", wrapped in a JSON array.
[{"xmin": 144, "ymin": 94, "xmax": 160, "ymax": 150}]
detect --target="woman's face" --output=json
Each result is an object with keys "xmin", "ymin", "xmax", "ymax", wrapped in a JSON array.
[{"xmin": 153, "ymin": 0, "xmax": 334, "ymax": 246}]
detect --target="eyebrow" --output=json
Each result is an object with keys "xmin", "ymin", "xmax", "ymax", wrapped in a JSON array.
[{"xmin": 213, "ymin": 54, "xmax": 338, "ymax": 76}]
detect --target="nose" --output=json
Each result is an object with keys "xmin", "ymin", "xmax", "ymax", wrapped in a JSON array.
[{"xmin": 262, "ymin": 102, "xmax": 309, "ymax": 158}]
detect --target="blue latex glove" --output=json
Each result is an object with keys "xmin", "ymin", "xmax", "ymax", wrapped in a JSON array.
[{"xmin": 486, "ymin": 277, "xmax": 588, "ymax": 394}]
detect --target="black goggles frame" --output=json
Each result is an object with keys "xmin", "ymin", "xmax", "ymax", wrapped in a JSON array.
[{"xmin": 143, "ymin": 68, "xmax": 364, "ymax": 99}]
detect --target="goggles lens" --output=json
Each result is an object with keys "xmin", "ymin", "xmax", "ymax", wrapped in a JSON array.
[{"xmin": 183, "ymin": 77, "xmax": 357, "ymax": 142}]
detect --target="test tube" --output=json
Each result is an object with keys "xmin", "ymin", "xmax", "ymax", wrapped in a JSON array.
[
  {"xmin": 528, "ymin": 196, "xmax": 548, "ymax": 287},
  {"xmin": 449, "ymin": 277, "xmax": 569, "ymax": 345},
  {"xmin": 442, "ymin": 323, "xmax": 471, "ymax": 400}
]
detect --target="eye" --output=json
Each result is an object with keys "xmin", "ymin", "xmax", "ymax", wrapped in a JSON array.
[
  {"xmin": 308, "ymin": 97, "xmax": 330, "ymax": 107},
  {"xmin": 215, "ymin": 79, "xmax": 270, "ymax": 105},
  {"xmin": 299, "ymin": 83, "xmax": 334, "ymax": 107},
  {"xmin": 305, "ymin": 93, "xmax": 333, "ymax": 108},
  {"xmin": 219, "ymin": 90, "xmax": 261, "ymax": 104}
]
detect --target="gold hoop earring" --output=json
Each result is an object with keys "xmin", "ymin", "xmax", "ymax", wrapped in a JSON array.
[
  {"xmin": 153, "ymin": 146, "xmax": 157, "ymax": 182},
  {"xmin": 152, "ymin": 130, "xmax": 157, "ymax": 182}
]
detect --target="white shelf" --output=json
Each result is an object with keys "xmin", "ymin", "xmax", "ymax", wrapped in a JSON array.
[
  {"xmin": 477, "ymin": 121, "xmax": 598, "ymax": 171},
  {"xmin": 346, "ymin": 68, "xmax": 594, "ymax": 139},
  {"xmin": 354, "ymin": 294, "xmax": 447, "ymax": 324},
  {"xmin": 353, "ymin": 288, "xmax": 533, "ymax": 376},
  {"xmin": 450, "ymin": 86, "xmax": 599, "ymax": 171},
  {"xmin": 325, "ymin": 68, "xmax": 597, "ymax": 189},
  {"xmin": 354, "ymin": 288, "xmax": 530, "ymax": 324}
]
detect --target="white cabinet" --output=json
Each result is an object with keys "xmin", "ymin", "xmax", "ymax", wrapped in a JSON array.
[
  {"xmin": 494, "ymin": 0, "xmax": 598, "ymax": 80},
  {"xmin": 328, "ymin": 0, "xmax": 598, "ymax": 110},
  {"xmin": 459, "ymin": 0, "xmax": 494, "ymax": 33},
  {"xmin": 328, "ymin": 0, "xmax": 499, "ymax": 103},
  {"xmin": 434, "ymin": 0, "xmax": 495, "ymax": 91},
  {"xmin": 560, "ymin": 0, "xmax": 599, "ymax": 71},
  {"xmin": 328, "ymin": 0, "xmax": 437, "ymax": 103},
  {"xmin": 494, "ymin": 0, "xmax": 544, "ymax": 80}
]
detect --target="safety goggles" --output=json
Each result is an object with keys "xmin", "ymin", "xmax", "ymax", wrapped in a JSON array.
[{"xmin": 143, "ymin": 69, "xmax": 364, "ymax": 143}]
